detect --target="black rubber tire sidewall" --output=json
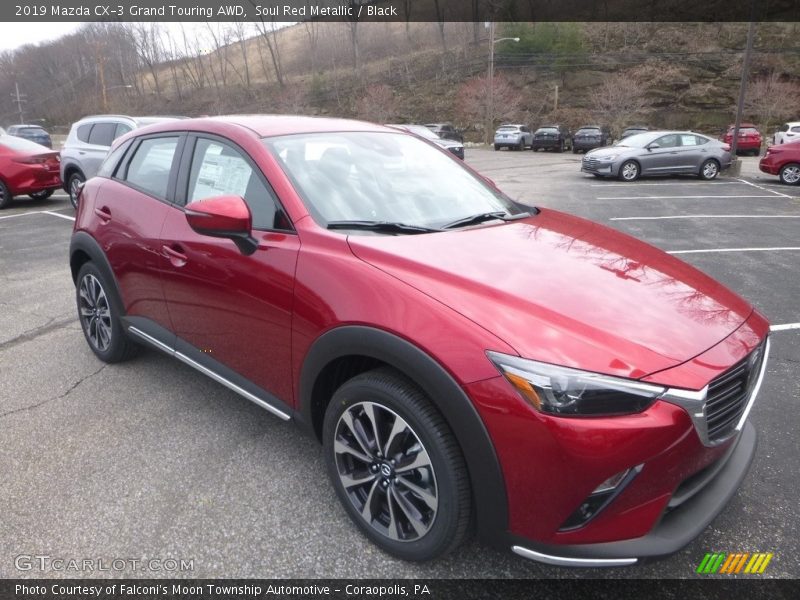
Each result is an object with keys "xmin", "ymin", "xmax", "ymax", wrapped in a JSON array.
[
  {"xmin": 69, "ymin": 173, "xmax": 85, "ymax": 210},
  {"xmin": 0, "ymin": 179, "xmax": 11, "ymax": 209},
  {"xmin": 322, "ymin": 368, "xmax": 471, "ymax": 562},
  {"xmin": 76, "ymin": 262, "xmax": 137, "ymax": 363}
]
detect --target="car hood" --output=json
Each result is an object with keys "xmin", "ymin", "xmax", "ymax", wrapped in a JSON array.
[
  {"xmin": 587, "ymin": 146, "xmax": 637, "ymax": 158},
  {"xmin": 347, "ymin": 209, "xmax": 753, "ymax": 380}
]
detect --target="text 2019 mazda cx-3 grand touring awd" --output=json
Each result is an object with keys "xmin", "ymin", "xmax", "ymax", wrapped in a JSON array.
[{"xmin": 70, "ymin": 116, "xmax": 769, "ymax": 566}]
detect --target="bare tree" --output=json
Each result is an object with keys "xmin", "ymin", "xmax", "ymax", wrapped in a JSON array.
[
  {"xmin": 744, "ymin": 72, "xmax": 800, "ymax": 130},
  {"xmin": 355, "ymin": 84, "xmax": 398, "ymax": 123},
  {"xmin": 254, "ymin": 19, "xmax": 284, "ymax": 87},
  {"xmin": 127, "ymin": 23, "xmax": 164, "ymax": 97},
  {"xmin": 456, "ymin": 73, "xmax": 524, "ymax": 139},
  {"xmin": 592, "ymin": 71, "xmax": 649, "ymax": 132}
]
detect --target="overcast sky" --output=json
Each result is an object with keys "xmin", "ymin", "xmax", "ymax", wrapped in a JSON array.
[{"xmin": 0, "ymin": 23, "xmax": 84, "ymax": 53}]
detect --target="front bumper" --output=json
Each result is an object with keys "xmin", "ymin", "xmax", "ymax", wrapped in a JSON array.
[
  {"xmin": 468, "ymin": 313, "xmax": 768, "ymax": 565},
  {"xmin": 509, "ymin": 421, "xmax": 757, "ymax": 565},
  {"xmin": 759, "ymin": 156, "xmax": 780, "ymax": 175},
  {"xmin": 581, "ymin": 157, "xmax": 618, "ymax": 176}
]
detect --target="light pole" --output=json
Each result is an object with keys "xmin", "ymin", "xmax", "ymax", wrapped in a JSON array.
[
  {"xmin": 102, "ymin": 84, "xmax": 133, "ymax": 112},
  {"xmin": 487, "ymin": 22, "xmax": 519, "ymax": 144}
]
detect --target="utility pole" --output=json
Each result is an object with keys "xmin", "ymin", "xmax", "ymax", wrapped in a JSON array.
[
  {"xmin": 11, "ymin": 82, "xmax": 27, "ymax": 124},
  {"xmin": 730, "ymin": 2, "xmax": 757, "ymax": 175},
  {"xmin": 554, "ymin": 84, "xmax": 559, "ymax": 111}
]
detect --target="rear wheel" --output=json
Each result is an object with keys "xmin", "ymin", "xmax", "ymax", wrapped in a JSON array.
[
  {"xmin": 76, "ymin": 262, "xmax": 138, "ymax": 363},
  {"xmin": 0, "ymin": 180, "xmax": 11, "ymax": 209},
  {"xmin": 517, "ymin": 140, "xmax": 524, "ymax": 151},
  {"xmin": 494, "ymin": 144, "xmax": 500, "ymax": 151},
  {"xmin": 556, "ymin": 141, "xmax": 564, "ymax": 153},
  {"xmin": 699, "ymin": 159, "xmax": 720, "ymax": 180},
  {"xmin": 323, "ymin": 368, "xmax": 471, "ymax": 561},
  {"xmin": 618, "ymin": 160, "xmax": 640, "ymax": 181},
  {"xmin": 68, "ymin": 172, "xmax": 85, "ymax": 210},
  {"xmin": 779, "ymin": 163, "xmax": 800, "ymax": 185},
  {"xmin": 28, "ymin": 189, "xmax": 54, "ymax": 201}
]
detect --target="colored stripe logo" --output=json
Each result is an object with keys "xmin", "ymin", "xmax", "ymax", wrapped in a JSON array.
[{"xmin": 696, "ymin": 552, "xmax": 773, "ymax": 574}]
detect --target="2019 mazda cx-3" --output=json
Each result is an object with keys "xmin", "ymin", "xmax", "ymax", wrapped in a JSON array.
[{"xmin": 70, "ymin": 116, "xmax": 769, "ymax": 566}]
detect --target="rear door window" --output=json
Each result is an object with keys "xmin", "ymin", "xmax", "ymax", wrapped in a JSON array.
[{"xmin": 87, "ymin": 122, "xmax": 117, "ymax": 147}]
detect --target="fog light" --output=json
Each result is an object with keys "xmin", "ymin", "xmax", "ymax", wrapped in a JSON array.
[{"xmin": 559, "ymin": 465, "xmax": 643, "ymax": 531}]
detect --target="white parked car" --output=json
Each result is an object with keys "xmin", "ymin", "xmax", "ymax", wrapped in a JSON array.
[{"xmin": 773, "ymin": 121, "xmax": 800, "ymax": 145}]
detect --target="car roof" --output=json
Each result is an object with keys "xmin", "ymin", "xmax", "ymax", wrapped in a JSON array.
[{"xmin": 131, "ymin": 115, "xmax": 393, "ymax": 138}]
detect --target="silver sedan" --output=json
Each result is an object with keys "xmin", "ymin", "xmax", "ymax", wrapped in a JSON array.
[{"xmin": 581, "ymin": 131, "xmax": 732, "ymax": 181}]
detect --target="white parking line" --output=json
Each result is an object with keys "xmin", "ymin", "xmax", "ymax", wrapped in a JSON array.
[
  {"xmin": 0, "ymin": 210, "xmax": 52, "ymax": 220},
  {"xmin": 737, "ymin": 178, "xmax": 793, "ymax": 199},
  {"xmin": 42, "ymin": 211, "xmax": 75, "ymax": 222},
  {"xmin": 597, "ymin": 195, "xmax": 779, "ymax": 200},
  {"xmin": 667, "ymin": 247, "xmax": 800, "ymax": 255},
  {"xmin": 610, "ymin": 215, "xmax": 800, "ymax": 221},
  {"xmin": 771, "ymin": 323, "xmax": 800, "ymax": 331}
]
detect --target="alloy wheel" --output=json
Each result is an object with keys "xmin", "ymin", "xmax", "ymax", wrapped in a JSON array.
[
  {"xmin": 78, "ymin": 273, "xmax": 112, "ymax": 352},
  {"xmin": 780, "ymin": 164, "xmax": 800, "ymax": 184},
  {"xmin": 333, "ymin": 400, "xmax": 438, "ymax": 542},
  {"xmin": 620, "ymin": 161, "xmax": 639, "ymax": 181},
  {"xmin": 702, "ymin": 160, "xmax": 719, "ymax": 180}
]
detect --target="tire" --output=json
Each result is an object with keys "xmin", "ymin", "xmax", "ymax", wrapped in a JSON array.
[
  {"xmin": 76, "ymin": 262, "xmax": 138, "ymax": 363},
  {"xmin": 618, "ymin": 160, "xmax": 640, "ymax": 181},
  {"xmin": 556, "ymin": 141, "xmax": 564, "ymax": 153},
  {"xmin": 779, "ymin": 163, "xmax": 800, "ymax": 185},
  {"xmin": 699, "ymin": 159, "xmax": 720, "ymax": 180},
  {"xmin": 0, "ymin": 179, "xmax": 11, "ymax": 209},
  {"xmin": 28, "ymin": 189, "xmax": 54, "ymax": 201},
  {"xmin": 68, "ymin": 172, "xmax": 85, "ymax": 210},
  {"xmin": 494, "ymin": 144, "xmax": 500, "ymax": 151},
  {"xmin": 572, "ymin": 147, "xmax": 579, "ymax": 154},
  {"xmin": 517, "ymin": 140, "xmax": 524, "ymax": 151},
  {"xmin": 323, "ymin": 368, "xmax": 471, "ymax": 561}
]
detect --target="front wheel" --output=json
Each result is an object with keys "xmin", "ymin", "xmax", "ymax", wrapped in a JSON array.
[
  {"xmin": 323, "ymin": 368, "xmax": 471, "ymax": 561},
  {"xmin": 76, "ymin": 262, "xmax": 138, "ymax": 363},
  {"xmin": 68, "ymin": 172, "xmax": 85, "ymax": 210},
  {"xmin": 28, "ymin": 189, "xmax": 54, "ymax": 201},
  {"xmin": 493, "ymin": 144, "xmax": 500, "ymax": 151},
  {"xmin": 618, "ymin": 160, "xmax": 640, "ymax": 181},
  {"xmin": 779, "ymin": 163, "xmax": 800, "ymax": 185},
  {"xmin": 699, "ymin": 159, "xmax": 720, "ymax": 180}
]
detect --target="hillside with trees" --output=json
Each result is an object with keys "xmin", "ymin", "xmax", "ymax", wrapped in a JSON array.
[{"xmin": 1, "ymin": 21, "xmax": 799, "ymax": 139}]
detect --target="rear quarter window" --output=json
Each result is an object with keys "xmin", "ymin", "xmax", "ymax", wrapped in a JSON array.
[
  {"xmin": 87, "ymin": 123, "xmax": 117, "ymax": 147},
  {"xmin": 76, "ymin": 124, "xmax": 93, "ymax": 143}
]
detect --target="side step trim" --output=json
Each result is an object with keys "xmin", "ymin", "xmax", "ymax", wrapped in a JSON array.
[{"xmin": 127, "ymin": 326, "xmax": 291, "ymax": 422}]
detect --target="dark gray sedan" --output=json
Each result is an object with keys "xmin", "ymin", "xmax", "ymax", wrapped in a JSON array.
[{"xmin": 581, "ymin": 131, "xmax": 732, "ymax": 181}]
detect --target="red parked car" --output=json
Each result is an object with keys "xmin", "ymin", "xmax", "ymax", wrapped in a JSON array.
[
  {"xmin": 759, "ymin": 139, "xmax": 800, "ymax": 185},
  {"xmin": 0, "ymin": 135, "xmax": 61, "ymax": 208},
  {"xmin": 69, "ymin": 116, "xmax": 769, "ymax": 566},
  {"xmin": 721, "ymin": 123, "xmax": 762, "ymax": 156}
]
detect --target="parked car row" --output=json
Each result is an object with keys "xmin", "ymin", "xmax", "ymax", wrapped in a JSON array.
[{"xmin": 0, "ymin": 134, "xmax": 61, "ymax": 208}]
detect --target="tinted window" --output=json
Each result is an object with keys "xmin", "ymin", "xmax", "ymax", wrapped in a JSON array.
[
  {"xmin": 19, "ymin": 127, "xmax": 46, "ymax": 134},
  {"xmin": 536, "ymin": 128, "xmax": 558, "ymax": 134},
  {"xmin": 576, "ymin": 128, "xmax": 601, "ymax": 135},
  {"xmin": 87, "ymin": 122, "xmax": 117, "ymax": 147},
  {"xmin": 97, "ymin": 139, "xmax": 133, "ymax": 178},
  {"xmin": 115, "ymin": 123, "xmax": 133, "ymax": 140},
  {"xmin": 124, "ymin": 137, "xmax": 179, "ymax": 200},
  {"xmin": 791, "ymin": 126, "xmax": 800, "ymax": 133},
  {"xmin": 188, "ymin": 138, "xmax": 284, "ymax": 231},
  {"xmin": 77, "ymin": 124, "xmax": 93, "ymax": 143}
]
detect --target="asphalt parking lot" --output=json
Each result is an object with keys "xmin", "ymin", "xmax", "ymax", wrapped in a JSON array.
[{"xmin": 1, "ymin": 151, "xmax": 798, "ymax": 579}]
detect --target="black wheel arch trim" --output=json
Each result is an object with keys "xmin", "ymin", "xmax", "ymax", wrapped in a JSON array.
[
  {"xmin": 298, "ymin": 325, "xmax": 509, "ymax": 543},
  {"xmin": 70, "ymin": 232, "xmax": 124, "ymax": 309}
]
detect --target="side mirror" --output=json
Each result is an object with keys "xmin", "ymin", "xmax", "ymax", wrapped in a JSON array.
[
  {"xmin": 646, "ymin": 143, "xmax": 660, "ymax": 150},
  {"xmin": 185, "ymin": 195, "xmax": 257, "ymax": 255}
]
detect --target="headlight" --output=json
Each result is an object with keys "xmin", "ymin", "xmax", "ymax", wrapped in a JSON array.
[
  {"xmin": 599, "ymin": 154, "xmax": 618, "ymax": 161},
  {"xmin": 487, "ymin": 351, "xmax": 665, "ymax": 416}
]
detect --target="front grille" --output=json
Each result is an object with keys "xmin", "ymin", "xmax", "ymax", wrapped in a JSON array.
[
  {"xmin": 705, "ymin": 344, "xmax": 765, "ymax": 442},
  {"xmin": 583, "ymin": 157, "xmax": 600, "ymax": 169}
]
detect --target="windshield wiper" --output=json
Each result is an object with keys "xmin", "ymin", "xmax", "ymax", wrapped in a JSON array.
[
  {"xmin": 327, "ymin": 220, "xmax": 438, "ymax": 234},
  {"xmin": 441, "ymin": 211, "xmax": 531, "ymax": 230}
]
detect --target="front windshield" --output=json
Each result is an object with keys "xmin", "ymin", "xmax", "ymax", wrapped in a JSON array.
[
  {"xmin": 576, "ymin": 128, "xmax": 600, "ymax": 135},
  {"xmin": 536, "ymin": 127, "xmax": 558, "ymax": 134},
  {"xmin": 615, "ymin": 132, "xmax": 661, "ymax": 148},
  {"xmin": 265, "ymin": 131, "xmax": 526, "ymax": 230}
]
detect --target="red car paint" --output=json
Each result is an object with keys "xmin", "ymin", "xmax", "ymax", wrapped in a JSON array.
[
  {"xmin": 721, "ymin": 123, "xmax": 762, "ymax": 154},
  {"xmin": 0, "ymin": 136, "xmax": 61, "ymax": 200},
  {"xmin": 759, "ymin": 139, "xmax": 800, "ymax": 181},
  {"xmin": 73, "ymin": 116, "xmax": 769, "ymax": 563}
]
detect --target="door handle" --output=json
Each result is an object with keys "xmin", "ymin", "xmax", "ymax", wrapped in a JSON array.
[
  {"xmin": 162, "ymin": 244, "xmax": 188, "ymax": 267},
  {"xmin": 93, "ymin": 206, "xmax": 111, "ymax": 223}
]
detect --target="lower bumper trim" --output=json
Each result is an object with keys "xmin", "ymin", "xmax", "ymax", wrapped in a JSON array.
[{"xmin": 511, "ymin": 545, "xmax": 637, "ymax": 567}]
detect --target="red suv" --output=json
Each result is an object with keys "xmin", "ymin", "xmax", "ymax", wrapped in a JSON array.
[
  {"xmin": 70, "ymin": 116, "xmax": 769, "ymax": 566},
  {"xmin": 721, "ymin": 123, "xmax": 762, "ymax": 156}
]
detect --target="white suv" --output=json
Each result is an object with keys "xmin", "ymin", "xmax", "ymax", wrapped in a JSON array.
[
  {"xmin": 60, "ymin": 115, "xmax": 185, "ymax": 208},
  {"xmin": 773, "ymin": 121, "xmax": 800, "ymax": 145}
]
